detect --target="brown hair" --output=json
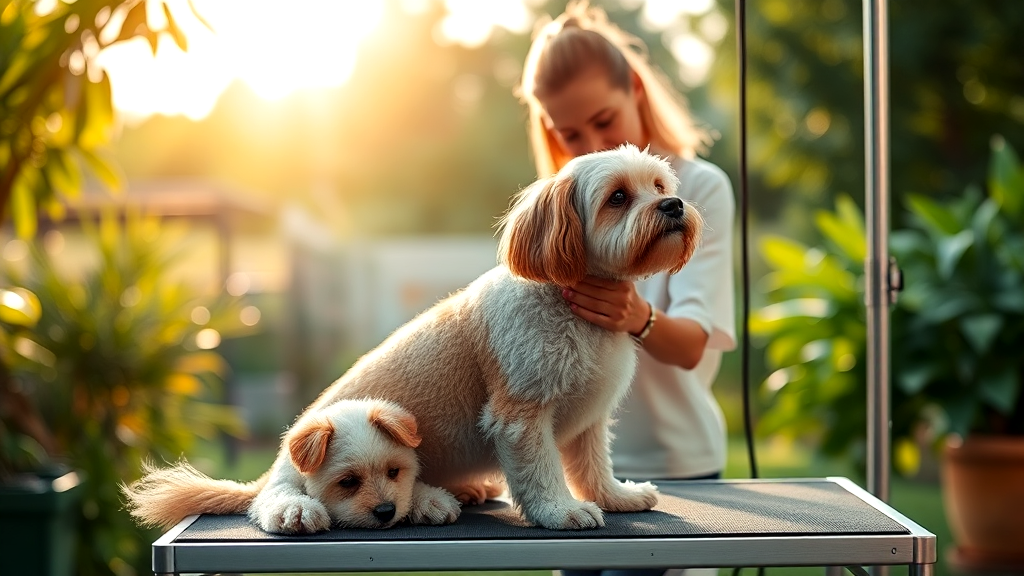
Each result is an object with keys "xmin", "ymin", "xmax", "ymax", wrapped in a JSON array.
[{"xmin": 517, "ymin": 1, "xmax": 711, "ymax": 176}]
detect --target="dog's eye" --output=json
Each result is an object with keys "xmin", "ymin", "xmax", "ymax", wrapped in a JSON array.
[
  {"xmin": 387, "ymin": 468, "xmax": 400, "ymax": 480},
  {"xmin": 655, "ymin": 182, "xmax": 665, "ymax": 193},
  {"xmin": 338, "ymin": 476, "xmax": 360, "ymax": 489},
  {"xmin": 608, "ymin": 189, "xmax": 627, "ymax": 207}
]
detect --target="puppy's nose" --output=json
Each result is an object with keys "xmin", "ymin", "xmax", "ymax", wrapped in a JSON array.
[
  {"xmin": 657, "ymin": 197, "xmax": 685, "ymax": 219},
  {"xmin": 372, "ymin": 502, "xmax": 396, "ymax": 523}
]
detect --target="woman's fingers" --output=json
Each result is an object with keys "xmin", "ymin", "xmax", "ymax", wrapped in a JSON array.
[
  {"xmin": 562, "ymin": 287, "xmax": 616, "ymax": 316},
  {"xmin": 564, "ymin": 277, "xmax": 647, "ymax": 334},
  {"xmin": 567, "ymin": 300, "xmax": 615, "ymax": 331},
  {"xmin": 577, "ymin": 275, "xmax": 628, "ymax": 296},
  {"xmin": 578, "ymin": 275, "xmax": 619, "ymax": 289}
]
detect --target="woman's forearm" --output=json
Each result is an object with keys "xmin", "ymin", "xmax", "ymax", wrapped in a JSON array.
[{"xmin": 637, "ymin": 311, "xmax": 708, "ymax": 370}]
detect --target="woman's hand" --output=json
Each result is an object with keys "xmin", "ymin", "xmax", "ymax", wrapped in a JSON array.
[
  {"xmin": 563, "ymin": 275, "xmax": 709, "ymax": 370},
  {"xmin": 561, "ymin": 275, "xmax": 650, "ymax": 335}
]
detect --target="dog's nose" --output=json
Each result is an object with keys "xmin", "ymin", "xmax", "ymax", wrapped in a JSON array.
[
  {"xmin": 372, "ymin": 502, "xmax": 396, "ymax": 523},
  {"xmin": 657, "ymin": 197, "xmax": 685, "ymax": 219}
]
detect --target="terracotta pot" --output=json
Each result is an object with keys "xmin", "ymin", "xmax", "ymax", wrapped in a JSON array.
[{"xmin": 942, "ymin": 435, "xmax": 1024, "ymax": 573}]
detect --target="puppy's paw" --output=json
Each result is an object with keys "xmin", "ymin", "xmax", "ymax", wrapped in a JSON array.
[
  {"xmin": 256, "ymin": 495, "xmax": 332, "ymax": 534},
  {"xmin": 451, "ymin": 479, "xmax": 506, "ymax": 506},
  {"xmin": 525, "ymin": 498, "xmax": 604, "ymax": 530},
  {"xmin": 596, "ymin": 480, "xmax": 659, "ymax": 512},
  {"xmin": 408, "ymin": 483, "xmax": 461, "ymax": 525}
]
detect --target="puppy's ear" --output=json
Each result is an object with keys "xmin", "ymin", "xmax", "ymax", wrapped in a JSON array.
[
  {"xmin": 287, "ymin": 417, "xmax": 334, "ymax": 474},
  {"xmin": 500, "ymin": 175, "xmax": 586, "ymax": 286},
  {"xmin": 369, "ymin": 403, "xmax": 422, "ymax": 449}
]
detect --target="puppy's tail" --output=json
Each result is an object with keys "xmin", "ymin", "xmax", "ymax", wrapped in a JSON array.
[{"xmin": 121, "ymin": 459, "xmax": 268, "ymax": 529}]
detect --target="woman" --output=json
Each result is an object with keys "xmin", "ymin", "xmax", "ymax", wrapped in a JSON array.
[{"xmin": 517, "ymin": 4, "xmax": 736, "ymax": 574}]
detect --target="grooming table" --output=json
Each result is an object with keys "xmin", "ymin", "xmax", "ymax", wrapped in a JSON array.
[{"xmin": 152, "ymin": 477, "xmax": 936, "ymax": 575}]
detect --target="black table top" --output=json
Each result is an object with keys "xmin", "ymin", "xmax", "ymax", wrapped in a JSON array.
[{"xmin": 174, "ymin": 478, "xmax": 910, "ymax": 543}]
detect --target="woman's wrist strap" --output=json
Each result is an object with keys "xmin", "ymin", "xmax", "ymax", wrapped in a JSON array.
[{"xmin": 630, "ymin": 301, "xmax": 656, "ymax": 345}]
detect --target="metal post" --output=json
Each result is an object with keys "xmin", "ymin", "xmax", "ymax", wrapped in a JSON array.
[{"xmin": 863, "ymin": 0, "xmax": 891, "ymax": 505}]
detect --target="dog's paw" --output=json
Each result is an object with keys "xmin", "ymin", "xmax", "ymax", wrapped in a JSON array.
[
  {"xmin": 256, "ymin": 495, "xmax": 332, "ymax": 534},
  {"xmin": 408, "ymin": 483, "xmax": 461, "ymax": 525},
  {"xmin": 525, "ymin": 498, "xmax": 604, "ymax": 530},
  {"xmin": 596, "ymin": 480, "xmax": 659, "ymax": 512}
]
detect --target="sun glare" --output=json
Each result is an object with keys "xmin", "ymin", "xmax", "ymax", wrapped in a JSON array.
[
  {"xmin": 95, "ymin": 0, "xmax": 385, "ymax": 121},
  {"xmin": 93, "ymin": 1, "xmax": 719, "ymax": 121},
  {"xmin": 435, "ymin": 0, "xmax": 532, "ymax": 48}
]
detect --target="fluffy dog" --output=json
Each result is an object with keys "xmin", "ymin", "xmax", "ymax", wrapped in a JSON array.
[
  {"xmin": 255, "ymin": 144, "xmax": 703, "ymax": 532},
  {"xmin": 125, "ymin": 144, "xmax": 702, "ymax": 533},
  {"xmin": 123, "ymin": 399, "xmax": 459, "ymax": 531}
]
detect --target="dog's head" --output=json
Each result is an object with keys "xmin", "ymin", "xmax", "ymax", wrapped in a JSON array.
[
  {"xmin": 499, "ymin": 144, "xmax": 703, "ymax": 284},
  {"xmin": 285, "ymin": 399, "xmax": 421, "ymax": 529}
]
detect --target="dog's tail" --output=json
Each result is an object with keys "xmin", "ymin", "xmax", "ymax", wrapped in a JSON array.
[{"xmin": 121, "ymin": 459, "xmax": 268, "ymax": 529}]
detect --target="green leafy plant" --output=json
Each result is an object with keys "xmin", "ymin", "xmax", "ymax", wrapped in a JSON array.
[
  {"xmin": 2, "ymin": 4, "xmax": 217, "ymax": 572},
  {"xmin": 0, "ymin": 212, "xmax": 247, "ymax": 576},
  {"xmin": 753, "ymin": 136, "xmax": 1024, "ymax": 476},
  {"xmin": 891, "ymin": 136, "xmax": 1024, "ymax": 442},
  {"xmin": 0, "ymin": 284, "xmax": 45, "ymax": 471},
  {"xmin": 750, "ymin": 194, "xmax": 874, "ymax": 464}
]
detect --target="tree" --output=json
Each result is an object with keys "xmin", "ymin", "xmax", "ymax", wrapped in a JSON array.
[
  {"xmin": 0, "ymin": 0, "xmax": 209, "ymax": 236},
  {"xmin": 738, "ymin": 0, "xmax": 1024, "ymax": 227}
]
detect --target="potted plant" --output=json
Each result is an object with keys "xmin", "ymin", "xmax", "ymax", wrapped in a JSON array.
[
  {"xmin": 0, "ymin": 212, "xmax": 249, "ymax": 576},
  {"xmin": 0, "ymin": 2, "xmax": 228, "ymax": 573},
  {"xmin": 0, "ymin": 284, "xmax": 84, "ymax": 576},
  {"xmin": 889, "ymin": 135, "xmax": 1024, "ymax": 572},
  {"xmin": 753, "ymin": 135, "xmax": 1024, "ymax": 572}
]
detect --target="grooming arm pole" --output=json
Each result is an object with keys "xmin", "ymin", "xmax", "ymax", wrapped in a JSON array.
[{"xmin": 863, "ymin": 0, "xmax": 893, "ymax": 505}]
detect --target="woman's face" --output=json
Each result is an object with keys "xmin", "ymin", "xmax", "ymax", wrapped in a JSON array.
[{"xmin": 538, "ymin": 67, "xmax": 647, "ymax": 159}]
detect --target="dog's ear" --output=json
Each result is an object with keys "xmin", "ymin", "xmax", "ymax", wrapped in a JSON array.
[
  {"xmin": 500, "ymin": 175, "xmax": 587, "ymax": 286},
  {"xmin": 287, "ymin": 417, "xmax": 335, "ymax": 474},
  {"xmin": 369, "ymin": 403, "xmax": 422, "ymax": 449}
]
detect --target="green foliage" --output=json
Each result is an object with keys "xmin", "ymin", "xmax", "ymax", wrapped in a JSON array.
[
  {"xmin": 1, "ymin": 212, "xmax": 248, "ymax": 575},
  {"xmin": 742, "ymin": 0, "xmax": 1024, "ymax": 235},
  {"xmin": 0, "ymin": 0, "xmax": 208, "ymax": 236},
  {"xmin": 754, "ymin": 137, "xmax": 1024, "ymax": 478},
  {"xmin": 891, "ymin": 136, "xmax": 1024, "ymax": 441},
  {"xmin": 750, "ymin": 195, "xmax": 870, "ymax": 464},
  {"xmin": 0, "ymin": 284, "xmax": 43, "ymax": 471},
  {"xmin": 1, "ymin": 3, "xmax": 221, "ymax": 573}
]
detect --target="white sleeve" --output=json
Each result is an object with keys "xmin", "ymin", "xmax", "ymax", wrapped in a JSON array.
[{"xmin": 664, "ymin": 160, "xmax": 737, "ymax": 351}]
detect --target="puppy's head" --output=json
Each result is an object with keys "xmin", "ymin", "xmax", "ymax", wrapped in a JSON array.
[
  {"xmin": 499, "ymin": 144, "xmax": 703, "ymax": 283},
  {"xmin": 285, "ymin": 398, "xmax": 421, "ymax": 529}
]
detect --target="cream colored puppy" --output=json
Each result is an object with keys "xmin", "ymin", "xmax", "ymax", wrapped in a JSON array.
[
  {"xmin": 268, "ymin": 144, "xmax": 703, "ymax": 531},
  {"xmin": 123, "ymin": 399, "xmax": 459, "ymax": 532}
]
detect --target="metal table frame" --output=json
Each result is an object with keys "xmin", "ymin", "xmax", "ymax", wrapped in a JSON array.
[{"xmin": 152, "ymin": 477, "xmax": 936, "ymax": 575}]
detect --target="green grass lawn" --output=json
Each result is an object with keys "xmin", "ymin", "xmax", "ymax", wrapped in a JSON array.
[{"xmin": 189, "ymin": 436, "xmax": 952, "ymax": 576}]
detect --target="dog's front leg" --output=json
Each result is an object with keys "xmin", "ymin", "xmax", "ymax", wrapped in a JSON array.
[
  {"xmin": 562, "ymin": 418, "xmax": 659, "ymax": 512},
  {"xmin": 249, "ymin": 457, "xmax": 331, "ymax": 534},
  {"xmin": 482, "ymin": 401, "xmax": 604, "ymax": 530}
]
